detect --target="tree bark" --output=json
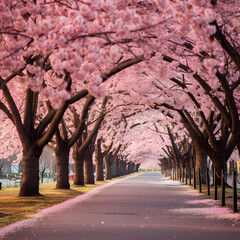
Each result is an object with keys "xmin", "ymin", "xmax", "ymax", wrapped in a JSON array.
[
  {"xmin": 119, "ymin": 160, "xmax": 123, "ymax": 176},
  {"xmin": 104, "ymin": 156, "xmax": 112, "ymax": 180},
  {"xmin": 84, "ymin": 147, "xmax": 95, "ymax": 184},
  {"xmin": 114, "ymin": 159, "xmax": 120, "ymax": 177},
  {"xmin": 56, "ymin": 146, "xmax": 70, "ymax": 189},
  {"xmin": 131, "ymin": 163, "xmax": 135, "ymax": 173},
  {"xmin": 122, "ymin": 161, "xmax": 127, "ymax": 175},
  {"xmin": 211, "ymin": 151, "xmax": 226, "ymax": 186},
  {"xmin": 195, "ymin": 146, "xmax": 207, "ymax": 184},
  {"xmin": 126, "ymin": 163, "xmax": 130, "ymax": 174},
  {"xmin": 134, "ymin": 163, "xmax": 140, "ymax": 172},
  {"xmin": 95, "ymin": 153, "xmax": 104, "ymax": 181},
  {"xmin": 73, "ymin": 146, "xmax": 85, "ymax": 186},
  {"xmin": 95, "ymin": 139, "xmax": 105, "ymax": 181},
  {"xmin": 19, "ymin": 147, "xmax": 42, "ymax": 196}
]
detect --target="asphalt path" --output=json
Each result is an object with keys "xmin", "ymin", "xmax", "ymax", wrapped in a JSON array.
[{"xmin": 2, "ymin": 172, "xmax": 240, "ymax": 240}]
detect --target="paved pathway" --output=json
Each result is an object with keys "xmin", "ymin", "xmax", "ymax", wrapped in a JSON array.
[{"xmin": 2, "ymin": 172, "xmax": 240, "ymax": 240}]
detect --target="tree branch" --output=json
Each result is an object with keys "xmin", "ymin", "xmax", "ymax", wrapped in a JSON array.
[
  {"xmin": 212, "ymin": 21, "xmax": 240, "ymax": 71},
  {"xmin": 0, "ymin": 102, "xmax": 14, "ymax": 123},
  {"xmin": 0, "ymin": 76, "xmax": 27, "ymax": 145}
]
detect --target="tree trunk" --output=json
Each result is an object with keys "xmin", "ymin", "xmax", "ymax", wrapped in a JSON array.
[
  {"xmin": 73, "ymin": 148, "xmax": 84, "ymax": 186},
  {"xmin": 195, "ymin": 146, "xmax": 207, "ymax": 184},
  {"xmin": 104, "ymin": 157, "xmax": 112, "ymax": 180},
  {"xmin": 56, "ymin": 146, "xmax": 70, "ymax": 189},
  {"xmin": 134, "ymin": 164, "xmax": 140, "ymax": 172},
  {"xmin": 131, "ymin": 163, "xmax": 135, "ymax": 173},
  {"xmin": 211, "ymin": 151, "xmax": 226, "ymax": 186},
  {"xmin": 95, "ymin": 153, "xmax": 104, "ymax": 181},
  {"xmin": 123, "ymin": 162, "xmax": 127, "ymax": 175},
  {"xmin": 122, "ymin": 161, "xmax": 126, "ymax": 175},
  {"xmin": 119, "ymin": 161, "xmax": 123, "ymax": 176},
  {"xmin": 84, "ymin": 148, "xmax": 95, "ymax": 184},
  {"xmin": 114, "ymin": 159, "xmax": 119, "ymax": 177},
  {"xmin": 19, "ymin": 147, "xmax": 42, "ymax": 196},
  {"xmin": 134, "ymin": 164, "xmax": 137, "ymax": 172},
  {"xmin": 126, "ymin": 163, "xmax": 130, "ymax": 174}
]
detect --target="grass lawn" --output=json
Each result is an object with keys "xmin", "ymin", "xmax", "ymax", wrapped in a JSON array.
[{"xmin": 0, "ymin": 173, "xmax": 139, "ymax": 228}]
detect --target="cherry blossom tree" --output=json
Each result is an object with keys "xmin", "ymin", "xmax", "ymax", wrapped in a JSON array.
[
  {"xmin": 116, "ymin": 0, "xmax": 240, "ymax": 180},
  {"xmin": 95, "ymin": 137, "xmax": 113, "ymax": 181},
  {"xmin": 0, "ymin": 0, "xmax": 155, "ymax": 196},
  {"xmin": 1, "ymin": 0, "xmax": 240, "ymax": 195}
]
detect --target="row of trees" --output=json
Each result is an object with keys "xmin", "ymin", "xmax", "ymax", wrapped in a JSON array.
[
  {"xmin": 104, "ymin": 0, "xmax": 240, "ymax": 185},
  {"xmin": 0, "ymin": 0, "xmax": 151, "ymax": 196},
  {"xmin": 0, "ymin": 1, "xmax": 240, "ymax": 194},
  {"xmin": 153, "ymin": 0, "xmax": 240, "ymax": 184}
]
